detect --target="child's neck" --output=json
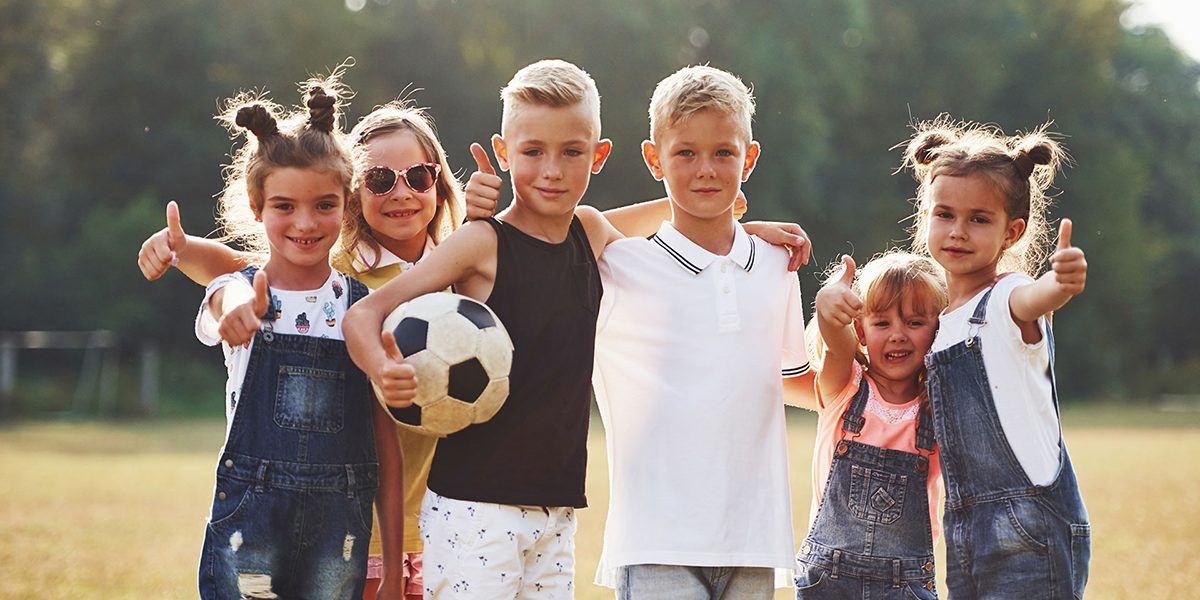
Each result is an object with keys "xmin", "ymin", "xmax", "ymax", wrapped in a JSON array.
[
  {"xmin": 669, "ymin": 207, "xmax": 737, "ymax": 256},
  {"xmin": 500, "ymin": 200, "xmax": 576, "ymax": 244},
  {"xmin": 865, "ymin": 368, "xmax": 921, "ymax": 406},
  {"xmin": 262, "ymin": 258, "xmax": 333, "ymax": 291},
  {"xmin": 379, "ymin": 232, "xmax": 428, "ymax": 264},
  {"xmin": 945, "ymin": 263, "xmax": 1002, "ymax": 313}
]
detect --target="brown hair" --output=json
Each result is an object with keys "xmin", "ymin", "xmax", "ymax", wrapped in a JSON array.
[
  {"xmin": 341, "ymin": 101, "xmax": 465, "ymax": 268},
  {"xmin": 901, "ymin": 115, "xmax": 1067, "ymax": 275},
  {"xmin": 214, "ymin": 66, "xmax": 358, "ymax": 256},
  {"xmin": 806, "ymin": 251, "xmax": 947, "ymax": 372}
]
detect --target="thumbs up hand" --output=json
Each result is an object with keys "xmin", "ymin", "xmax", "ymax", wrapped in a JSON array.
[
  {"xmin": 218, "ymin": 270, "xmax": 271, "ymax": 347},
  {"xmin": 464, "ymin": 142, "xmax": 503, "ymax": 221},
  {"xmin": 138, "ymin": 201, "xmax": 189, "ymax": 280},
  {"xmin": 374, "ymin": 330, "xmax": 418, "ymax": 408},
  {"xmin": 1048, "ymin": 218, "xmax": 1086, "ymax": 297},
  {"xmin": 815, "ymin": 255, "xmax": 863, "ymax": 328}
]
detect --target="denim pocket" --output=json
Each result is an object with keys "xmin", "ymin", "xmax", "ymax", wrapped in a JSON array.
[
  {"xmin": 275, "ymin": 366, "xmax": 345, "ymax": 433},
  {"xmin": 904, "ymin": 580, "xmax": 939, "ymax": 600},
  {"xmin": 208, "ymin": 474, "xmax": 255, "ymax": 528},
  {"xmin": 1069, "ymin": 522, "xmax": 1091, "ymax": 599},
  {"xmin": 1001, "ymin": 498, "xmax": 1050, "ymax": 554},
  {"xmin": 848, "ymin": 464, "xmax": 908, "ymax": 524},
  {"xmin": 793, "ymin": 563, "xmax": 827, "ymax": 596}
]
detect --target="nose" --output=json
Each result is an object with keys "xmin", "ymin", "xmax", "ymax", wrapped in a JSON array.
[
  {"xmin": 542, "ymin": 156, "xmax": 564, "ymax": 180},
  {"xmin": 697, "ymin": 157, "xmax": 717, "ymax": 178}
]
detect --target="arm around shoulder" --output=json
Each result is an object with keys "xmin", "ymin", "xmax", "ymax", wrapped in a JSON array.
[{"xmin": 575, "ymin": 205, "xmax": 625, "ymax": 260}]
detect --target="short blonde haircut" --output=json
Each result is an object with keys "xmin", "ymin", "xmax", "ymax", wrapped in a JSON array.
[
  {"xmin": 500, "ymin": 59, "xmax": 601, "ymax": 136},
  {"xmin": 649, "ymin": 65, "xmax": 754, "ymax": 143}
]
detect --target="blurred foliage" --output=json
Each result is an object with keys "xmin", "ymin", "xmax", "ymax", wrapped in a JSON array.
[{"xmin": 2, "ymin": 0, "xmax": 1198, "ymax": 402}]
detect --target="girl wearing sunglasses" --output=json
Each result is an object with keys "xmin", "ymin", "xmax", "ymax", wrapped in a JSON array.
[{"xmin": 138, "ymin": 100, "xmax": 466, "ymax": 600}]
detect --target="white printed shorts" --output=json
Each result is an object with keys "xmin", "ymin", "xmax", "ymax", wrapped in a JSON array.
[{"xmin": 419, "ymin": 489, "xmax": 577, "ymax": 599}]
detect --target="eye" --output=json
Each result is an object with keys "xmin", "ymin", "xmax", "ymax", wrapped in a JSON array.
[
  {"xmin": 934, "ymin": 210, "xmax": 952, "ymax": 220},
  {"xmin": 716, "ymin": 149, "xmax": 734, "ymax": 157},
  {"xmin": 522, "ymin": 148, "xmax": 543, "ymax": 157},
  {"xmin": 564, "ymin": 148, "xmax": 584, "ymax": 157},
  {"xmin": 676, "ymin": 149, "xmax": 695, "ymax": 157},
  {"xmin": 908, "ymin": 319, "xmax": 926, "ymax": 328},
  {"xmin": 970, "ymin": 215, "xmax": 991, "ymax": 224},
  {"xmin": 271, "ymin": 202, "xmax": 293, "ymax": 212},
  {"xmin": 318, "ymin": 201, "xmax": 339, "ymax": 211}
]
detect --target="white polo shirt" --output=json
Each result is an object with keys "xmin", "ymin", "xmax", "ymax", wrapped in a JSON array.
[{"xmin": 592, "ymin": 221, "xmax": 810, "ymax": 587}]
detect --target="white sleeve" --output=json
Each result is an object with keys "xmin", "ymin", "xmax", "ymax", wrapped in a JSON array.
[
  {"xmin": 195, "ymin": 272, "xmax": 250, "ymax": 347},
  {"xmin": 990, "ymin": 273, "xmax": 1049, "ymax": 354},
  {"xmin": 781, "ymin": 272, "xmax": 811, "ymax": 378}
]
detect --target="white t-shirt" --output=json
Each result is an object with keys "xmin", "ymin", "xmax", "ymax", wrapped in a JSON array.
[
  {"xmin": 195, "ymin": 270, "xmax": 355, "ymax": 429},
  {"xmin": 592, "ymin": 222, "xmax": 810, "ymax": 587},
  {"xmin": 929, "ymin": 273, "xmax": 1061, "ymax": 485}
]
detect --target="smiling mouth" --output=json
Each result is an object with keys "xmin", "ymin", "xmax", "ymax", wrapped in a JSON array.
[
  {"xmin": 943, "ymin": 247, "xmax": 970, "ymax": 256},
  {"xmin": 536, "ymin": 187, "xmax": 568, "ymax": 196},
  {"xmin": 288, "ymin": 236, "xmax": 323, "ymax": 248},
  {"xmin": 384, "ymin": 209, "xmax": 420, "ymax": 218},
  {"xmin": 883, "ymin": 350, "xmax": 912, "ymax": 361}
]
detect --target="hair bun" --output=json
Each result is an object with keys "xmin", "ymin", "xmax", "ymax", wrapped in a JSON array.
[
  {"xmin": 1012, "ymin": 141, "xmax": 1055, "ymax": 179},
  {"xmin": 235, "ymin": 104, "xmax": 279, "ymax": 140},
  {"xmin": 306, "ymin": 86, "xmax": 337, "ymax": 133},
  {"xmin": 909, "ymin": 130, "xmax": 956, "ymax": 165}
]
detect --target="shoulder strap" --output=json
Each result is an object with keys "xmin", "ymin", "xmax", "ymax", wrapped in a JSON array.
[
  {"xmin": 235, "ymin": 266, "xmax": 275, "ymax": 321},
  {"xmin": 840, "ymin": 371, "xmax": 871, "ymax": 434},
  {"xmin": 346, "ymin": 274, "xmax": 370, "ymax": 308}
]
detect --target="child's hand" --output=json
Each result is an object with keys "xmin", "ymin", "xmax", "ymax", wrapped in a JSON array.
[
  {"xmin": 464, "ymin": 142, "xmax": 503, "ymax": 221},
  {"xmin": 1049, "ymin": 218, "xmax": 1086, "ymax": 296},
  {"xmin": 217, "ymin": 270, "xmax": 270, "ymax": 347},
  {"xmin": 743, "ymin": 220, "xmax": 812, "ymax": 271},
  {"xmin": 138, "ymin": 201, "xmax": 187, "ymax": 281},
  {"xmin": 733, "ymin": 191, "xmax": 748, "ymax": 221},
  {"xmin": 374, "ymin": 330, "xmax": 418, "ymax": 408},
  {"xmin": 815, "ymin": 255, "xmax": 861, "ymax": 327},
  {"xmin": 373, "ymin": 575, "xmax": 406, "ymax": 600}
]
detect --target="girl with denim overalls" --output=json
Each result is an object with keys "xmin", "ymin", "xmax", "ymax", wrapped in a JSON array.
[
  {"xmin": 794, "ymin": 251, "xmax": 948, "ymax": 599},
  {"xmin": 191, "ymin": 76, "xmax": 388, "ymax": 599},
  {"xmin": 901, "ymin": 119, "xmax": 1091, "ymax": 599}
]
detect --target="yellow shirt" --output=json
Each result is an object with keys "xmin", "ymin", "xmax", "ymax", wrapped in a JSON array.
[{"xmin": 333, "ymin": 245, "xmax": 439, "ymax": 556}]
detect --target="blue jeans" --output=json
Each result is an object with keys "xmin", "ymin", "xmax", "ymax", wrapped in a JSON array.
[{"xmin": 618, "ymin": 564, "xmax": 775, "ymax": 600}]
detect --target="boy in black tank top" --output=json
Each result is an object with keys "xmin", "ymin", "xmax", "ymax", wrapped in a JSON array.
[{"xmin": 344, "ymin": 60, "xmax": 629, "ymax": 599}]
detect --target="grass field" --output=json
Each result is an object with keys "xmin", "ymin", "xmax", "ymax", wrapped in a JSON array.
[{"xmin": 1, "ymin": 404, "xmax": 1197, "ymax": 599}]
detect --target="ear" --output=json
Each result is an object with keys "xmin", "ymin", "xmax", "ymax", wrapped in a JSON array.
[
  {"xmin": 591, "ymin": 139, "xmax": 613, "ymax": 174},
  {"xmin": 491, "ymin": 133, "xmax": 510, "ymax": 172},
  {"xmin": 641, "ymin": 140, "xmax": 664, "ymax": 181},
  {"xmin": 741, "ymin": 141, "xmax": 761, "ymax": 181},
  {"xmin": 249, "ymin": 197, "xmax": 263, "ymax": 222},
  {"xmin": 1003, "ymin": 217, "xmax": 1027, "ymax": 250},
  {"xmin": 853, "ymin": 319, "xmax": 866, "ymax": 346}
]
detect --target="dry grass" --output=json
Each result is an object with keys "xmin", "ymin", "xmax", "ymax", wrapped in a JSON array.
[{"xmin": 1, "ymin": 405, "xmax": 1196, "ymax": 599}]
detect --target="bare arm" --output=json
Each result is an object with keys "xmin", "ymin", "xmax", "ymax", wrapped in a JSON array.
[
  {"xmin": 782, "ymin": 371, "xmax": 818, "ymax": 409},
  {"xmin": 813, "ymin": 256, "xmax": 862, "ymax": 400},
  {"xmin": 600, "ymin": 198, "xmax": 670, "ymax": 238},
  {"xmin": 138, "ymin": 201, "xmax": 252, "ymax": 285},
  {"xmin": 574, "ymin": 205, "xmax": 627, "ymax": 260},
  {"xmin": 344, "ymin": 222, "xmax": 497, "ymax": 406},
  {"xmin": 370, "ymin": 399, "xmax": 406, "ymax": 598},
  {"xmin": 1009, "ymin": 219, "xmax": 1086, "ymax": 342},
  {"xmin": 742, "ymin": 220, "xmax": 812, "ymax": 271}
]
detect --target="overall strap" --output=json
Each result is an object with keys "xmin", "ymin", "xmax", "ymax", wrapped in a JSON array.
[
  {"xmin": 236, "ymin": 265, "xmax": 275, "ymax": 322},
  {"xmin": 839, "ymin": 372, "xmax": 871, "ymax": 435},
  {"xmin": 915, "ymin": 400, "xmax": 936, "ymax": 452},
  {"xmin": 345, "ymin": 274, "xmax": 369, "ymax": 309}
]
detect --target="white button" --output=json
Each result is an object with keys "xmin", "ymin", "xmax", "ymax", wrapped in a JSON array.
[
  {"xmin": 723, "ymin": 286, "xmax": 731, "ymax": 294},
  {"xmin": 720, "ymin": 262, "xmax": 727, "ymax": 272}
]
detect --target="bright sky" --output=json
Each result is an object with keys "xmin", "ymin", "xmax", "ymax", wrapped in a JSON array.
[{"xmin": 1123, "ymin": 0, "xmax": 1200, "ymax": 61}]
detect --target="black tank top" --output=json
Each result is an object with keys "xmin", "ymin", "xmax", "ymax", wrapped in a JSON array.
[{"xmin": 427, "ymin": 216, "xmax": 601, "ymax": 508}]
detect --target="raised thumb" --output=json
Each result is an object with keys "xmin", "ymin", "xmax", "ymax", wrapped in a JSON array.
[
  {"xmin": 1057, "ymin": 218, "xmax": 1073, "ymax": 250},
  {"xmin": 381, "ymin": 329, "xmax": 405, "ymax": 362},
  {"xmin": 470, "ymin": 142, "xmax": 496, "ymax": 176}
]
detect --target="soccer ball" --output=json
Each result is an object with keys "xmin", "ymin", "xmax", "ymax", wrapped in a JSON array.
[{"xmin": 375, "ymin": 292, "xmax": 513, "ymax": 437}]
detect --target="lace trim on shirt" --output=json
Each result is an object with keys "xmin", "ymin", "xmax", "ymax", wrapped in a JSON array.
[{"xmin": 865, "ymin": 397, "xmax": 920, "ymax": 424}]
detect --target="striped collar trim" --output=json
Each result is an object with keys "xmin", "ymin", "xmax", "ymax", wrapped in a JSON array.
[{"xmin": 650, "ymin": 221, "xmax": 755, "ymax": 275}]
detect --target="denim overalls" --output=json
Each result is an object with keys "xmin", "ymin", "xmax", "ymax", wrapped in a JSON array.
[
  {"xmin": 924, "ymin": 285, "xmax": 1090, "ymax": 600},
  {"xmin": 795, "ymin": 375, "xmax": 939, "ymax": 599},
  {"xmin": 199, "ymin": 267, "xmax": 378, "ymax": 600}
]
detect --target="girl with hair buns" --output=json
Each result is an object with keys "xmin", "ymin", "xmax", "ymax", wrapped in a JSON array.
[
  {"xmin": 793, "ymin": 251, "xmax": 947, "ymax": 599},
  {"xmin": 139, "ymin": 98, "xmax": 467, "ymax": 598},
  {"xmin": 190, "ymin": 74, "xmax": 388, "ymax": 599},
  {"xmin": 902, "ymin": 117, "xmax": 1090, "ymax": 599}
]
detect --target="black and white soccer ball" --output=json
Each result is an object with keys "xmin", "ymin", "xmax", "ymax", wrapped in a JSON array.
[{"xmin": 376, "ymin": 292, "xmax": 513, "ymax": 437}]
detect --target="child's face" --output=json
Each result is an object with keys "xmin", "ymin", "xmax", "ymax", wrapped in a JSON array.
[
  {"xmin": 493, "ymin": 102, "xmax": 611, "ymax": 219},
  {"xmin": 256, "ymin": 167, "xmax": 344, "ymax": 275},
  {"xmin": 643, "ymin": 108, "xmax": 759, "ymax": 222},
  {"xmin": 857, "ymin": 297, "xmax": 939, "ymax": 389},
  {"xmin": 926, "ymin": 173, "xmax": 1025, "ymax": 279},
  {"xmin": 360, "ymin": 130, "xmax": 439, "ymax": 253}
]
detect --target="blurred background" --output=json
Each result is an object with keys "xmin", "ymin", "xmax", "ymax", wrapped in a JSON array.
[
  {"xmin": 2, "ymin": 0, "xmax": 1198, "ymax": 415},
  {"xmin": 1, "ymin": 0, "xmax": 1198, "ymax": 597}
]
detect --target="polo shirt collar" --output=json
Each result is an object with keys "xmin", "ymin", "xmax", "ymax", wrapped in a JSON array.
[
  {"xmin": 353, "ymin": 237, "xmax": 436, "ymax": 272},
  {"xmin": 650, "ymin": 221, "xmax": 756, "ymax": 275}
]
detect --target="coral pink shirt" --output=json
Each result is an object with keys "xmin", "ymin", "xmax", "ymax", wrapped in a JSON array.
[{"xmin": 808, "ymin": 362, "xmax": 944, "ymax": 541}]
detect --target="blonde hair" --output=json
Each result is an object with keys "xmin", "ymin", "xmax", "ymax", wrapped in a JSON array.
[
  {"xmin": 649, "ymin": 65, "xmax": 754, "ymax": 143},
  {"xmin": 215, "ymin": 68, "xmax": 358, "ymax": 257},
  {"xmin": 342, "ymin": 101, "xmax": 465, "ymax": 268},
  {"xmin": 901, "ymin": 116, "xmax": 1067, "ymax": 276},
  {"xmin": 806, "ymin": 251, "xmax": 948, "ymax": 372},
  {"xmin": 500, "ymin": 59, "xmax": 601, "ymax": 136}
]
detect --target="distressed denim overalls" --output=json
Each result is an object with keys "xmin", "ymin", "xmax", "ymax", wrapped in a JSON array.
[
  {"xmin": 795, "ymin": 375, "xmax": 939, "ymax": 599},
  {"xmin": 924, "ymin": 285, "xmax": 1090, "ymax": 600},
  {"xmin": 199, "ymin": 268, "xmax": 378, "ymax": 600}
]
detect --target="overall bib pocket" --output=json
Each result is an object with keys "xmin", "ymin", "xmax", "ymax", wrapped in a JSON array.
[
  {"xmin": 275, "ymin": 366, "xmax": 345, "ymax": 433},
  {"xmin": 848, "ymin": 464, "xmax": 908, "ymax": 524}
]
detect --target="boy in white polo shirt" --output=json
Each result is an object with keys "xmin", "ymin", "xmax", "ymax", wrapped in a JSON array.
[{"xmin": 591, "ymin": 66, "xmax": 815, "ymax": 599}]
